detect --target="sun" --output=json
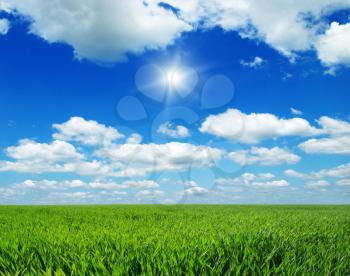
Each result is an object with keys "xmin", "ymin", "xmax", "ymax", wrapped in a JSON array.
[
  {"xmin": 134, "ymin": 63, "xmax": 198, "ymax": 101},
  {"xmin": 165, "ymin": 68, "xmax": 183, "ymax": 90}
]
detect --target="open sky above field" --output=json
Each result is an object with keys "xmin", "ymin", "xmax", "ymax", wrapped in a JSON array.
[{"xmin": 0, "ymin": 1, "xmax": 349, "ymax": 204}]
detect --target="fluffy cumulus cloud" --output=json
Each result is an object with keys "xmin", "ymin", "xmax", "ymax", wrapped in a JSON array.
[
  {"xmin": 0, "ymin": 145, "xmax": 112, "ymax": 176},
  {"xmin": 165, "ymin": 0, "xmax": 350, "ymax": 57},
  {"xmin": 183, "ymin": 186, "xmax": 209, "ymax": 196},
  {"xmin": 284, "ymin": 169, "xmax": 306, "ymax": 179},
  {"xmin": 315, "ymin": 22, "xmax": 350, "ymax": 69},
  {"xmin": 53, "ymin": 117, "xmax": 123, "ymax": 146},
  {"xmin": 315, "ymin": 163, "xmax": 350, "ymax": 179},
  {"xmin": 2, "ymin": 0, "xmax": 350, "ymax": 66},
  {"xmin": 0, "ymin": 117, "xmax": 222, "ymax": 178},
  {"xmin": 89, "ymin": 179, "xmax": 159, "ymax": 190},
  {"xmin": 285, "ymin": 163, "xmax": 350, "ymax": 180},
  {"xmin": 122, "ymin": 180, "xmax": 159, "ymax": 189},
  {"xmin": 251, "ymin": 180, "xmax": 289, "ymax": 188},
  {"xmin": 228, "ymin": 146, "xmax": 300, "ymax": 166},
  {"xmin": 1, "ymin": 115, "xmax": 349, "ymax": 203},
  {"xmin": 0, "ymin": 18, "xmax": 10, "ymax": 34},
  {"xmin": 126, "ymin": 133, "xmax": 143, "ymax": 144},
  {"xmin": 336, "ymin": 179, "xmax": 350, "ymax": 186},
  {"xmin": 0, "ymin": 119, "xmax": 120, "ymax": 175},
  {"xmin": 157, "ymin": 122, "xmax": 190, "ymax": 139},
  {"xmin": 14, "ymin": 178, "xmax": 160, "ymax": 192},
  {"xmin": 16, "ymin": 179, "xmax": 86, "ymax": 190},
  {"xmin": 97, "ymin": 142, "xmax": 223, "ymax": 177},
  {"xmin": 299, "ymin": 136, "xmax": 350, "ymax": 155},
  {"xmin": 215, "ymin": 172, "xmax": 289, "ymax": 188},
  {"xmin": 305, "ymin": 180, "xmax": 330, "ymax": 189},
  {"xmin": 318, "ymin": 116, "xmax": 350, "ymax": 135},
  {"xmin": 89, "ymin": 181, "xmax": 120, "ymax": 190},
  {"xmin": 136, "ymin": 189, "xmax": 164, "ymax": 198},
  {"xmin": 200, "ymin": 108, "xmax": 320, "ymax": 144},
  {"xmin": 201, "ymin": 109, "xmax": 350, "ymax": 151},
  {"xmin": 0, "ymin": 139, "xmax": 101, "ymax": 174},
  {"xmin": 5, "ymin": 139, "xmax": 84, "ymax": 162},
  {"xmin": 1, "ymin": 0, "xmax": 191, "ymax": 62},
  {"xmin": 299, "ymin": 117, "xmax": 350, "ymax": 155},
  {"xmin": 52, "ymin": 192, "xmax": 89, "ymax": 200},
  {"xmin": 2, "ymin": 178, "xmax": 164, "ymax": 202},
  {"xmin": 174, "ymin": 181, "xmax": 209, "ymax": 196},
  {"xmin": 0, "ymin": 142, "xmax": 222, "ymax": 178}
]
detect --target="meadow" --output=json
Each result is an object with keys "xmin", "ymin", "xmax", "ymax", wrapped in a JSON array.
[{"xmin": 0, "ymin": 205, "xmax": 349, "ymax": 275}]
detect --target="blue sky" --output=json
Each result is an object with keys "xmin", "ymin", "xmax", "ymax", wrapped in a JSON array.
[{"xmin": 0, "ymin": 1, "xmax": 349, "ymax": 204}]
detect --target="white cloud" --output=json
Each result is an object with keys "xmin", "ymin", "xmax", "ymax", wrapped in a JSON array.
[
  {"xmin": 21, "ymin": 178, "xmax": 145, "ymax": 192},
  {"xmin": 284, "ymin": 169, "xmax": 305, "ymax": 179},
  {"xmin": 182, "ymin": 180, "xmax": 200, "ymax": 188},
  {"xmin": 97, "ymin": 142, "xmax": 222, "ymax": 177},
  {"xmin": 65, "ymin": 160, "xmax": 114, "ymax": 176},
  {"xmin": 183, "ymin": 186, "xmax": 209, "ymax": 196},
  {"xmin": 5, "ymin": 139, "xmax": 84, "ymax": 162},
  {"xmin": 0, "ymin": 18, "xmax": 10, "ymax": 35},
  {"xmin": 299, "ymin": 117, "xmax": 350, "ymax": 155},
  {"xmin": 228, "ymin": 146, "xmax": 300, "ymax": 166},
  {"xmin": 290, "ymin": 107, "xmax": 303, "ymax": 116},
  {"xmin": 324, "ymin": 67, "xmax": 337, "ymax": 76},
  {"xmin": 174, "ymin": 180, "xmax": 209, "ymax": 196},
  {"xmin": 2, "ymin": 0, "xmax": 191, "ymax": 62},
  {"xmin": 53, "ymin": 117, "xmax": 123, "ymax": 146},
  {"xmin": 157, "ymin": 122, "xmax": 190, "ymax": 139},
  {"xmin": 0, "ymin": 139, "xmax": 112, "ymax": 175},
  {"xmin": 164, "ymin": 0, "xmax": 350, "ymax": 59},
  {"xmin": 251, "ymin": 180, "xmax": 289, "ymax": 188},
  {"xmin": 126, "ymin": 133, "xmax": 143, "ymax": 144},
  {"xmin": 63, "ymin": 180, "xmax": 86, "ymax": 188},
  {"xmin": 16, "ymin": 179, "xmax": 86, "ymax": 190},
  {"xmin": 89, "ymin": 179, "xmax": 159, "ymax": 190},
  {"xmin": 240, "ymin": 56, "xmax": 264, "ymax": 68},
  {"xmin": 305, "ymin": 180, "xmax": 330, "ymax": 189},
  {"xmin": 89, "ymin": 181, "xmax": 120, "ymax": 190},
  {"xmin": 52, "ymin": 192, "xmax": 89, "ymax": 199},
  {"xmin": 299, "ymin": 135, "xmax": 350, "ymax": 155},
  {"xmin": 336, "ymin": 179, "xmax": 350, "ymax": 186},
  {"xmin": 136, "ymin": 189, "xmax": 164, "ymax": 198},
  {"xmin": 258, "ymin": 173, "xmax": 275, "ymax": 180},
  {"xmin": 0, "ymin": 187, "xmax": 16, "ymax": 197},
  {"xmin": 122, "ymin": 180, "xmax": 159, "ymax": 189},
  {"xmin": 2, "ymin": 0, "xmax": 350, "ymax": 66},
  {"xmin": 215, "ymin": 172, "xmax": 288, "ymax": 188},
  {"xmin": 200, "ymin": 108, "xmax": 320, "ymax": 144},
  {"xmin": 315, "ymin": 163, "xmax": 350, "ymax": 179},
  {"xmin": 201, "ymin": 111, "xmax": 350, "ymax": 151},
  {"xmin": 317, "ymin": 116, "xmax": 350, "ymax": 136},
  {"xmin": 285, "ymin": 163, "xmax": 350, "ymax": 180},
  {"xmin": 315, "ymin": 22, "xmax": 350, "ymax": 69},
  {"xmin": 0, "ymin": 156, "xmax": 112, "ymax": 176},
  {"xmin": 13, "ymin": 178, "xmax": 160, "ymax": 192},
  {"xmin": 0, "ymin": 132, "xmax": 222, "ymax": 177}
]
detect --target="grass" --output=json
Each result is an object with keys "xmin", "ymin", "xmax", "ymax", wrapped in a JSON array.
[{"xmin": 0, "ymin": 205, "xmax": 349, "ymax": 275}]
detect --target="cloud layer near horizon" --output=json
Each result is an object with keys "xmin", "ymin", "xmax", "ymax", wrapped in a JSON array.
[
  {"xmin": 1, "ymin": 110, "xmax": 349, "ymax": 177},
  {"xmin": 0, "ymin": 110, "xmax": 349, "ymax": 204}
]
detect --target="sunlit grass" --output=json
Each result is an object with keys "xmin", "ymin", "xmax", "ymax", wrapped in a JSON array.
[{"xmin": 0, "ymin": 205, "xmax": 349, "ymax": 275}]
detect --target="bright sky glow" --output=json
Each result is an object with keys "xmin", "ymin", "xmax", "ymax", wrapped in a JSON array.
[
  {"xmin": 166, "ymin": 68, "xmax": 183, "ymax": 90},
  {"xmin": 0, "ymin": 1, "xmax": 349, "ymax": 204}
]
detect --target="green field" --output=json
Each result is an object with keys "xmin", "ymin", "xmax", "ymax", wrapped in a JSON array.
[{"xmin": 0, "ymin": 205, "xmax": 349, "ymax": 275}]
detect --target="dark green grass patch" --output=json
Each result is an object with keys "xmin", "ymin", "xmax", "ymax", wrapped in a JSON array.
[{"xmin": 0, "ymin": 205, "xmax": 349, "ymax": 275}]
